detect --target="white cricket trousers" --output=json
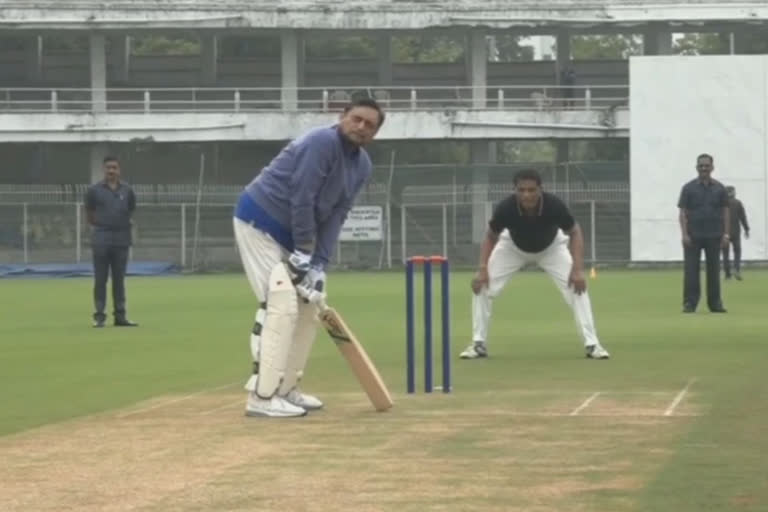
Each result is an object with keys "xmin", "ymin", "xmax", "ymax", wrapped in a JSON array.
[
  {"xmin": 472, "ymin": 230, "xmax": 600, "ymax": 347},
  {"xmin": 232, "ymin": 217, "xmax": 285, "ymax": 302}
]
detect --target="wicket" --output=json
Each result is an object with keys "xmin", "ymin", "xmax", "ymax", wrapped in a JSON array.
[{"xmin": 405, "ymin": 255, "xmax": 451, "ymax": 394}]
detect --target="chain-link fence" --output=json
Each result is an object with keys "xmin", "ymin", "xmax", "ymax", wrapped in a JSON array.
[{"xmin": 0, "ymin": 162, "xmax": 629, "ymax": 270}]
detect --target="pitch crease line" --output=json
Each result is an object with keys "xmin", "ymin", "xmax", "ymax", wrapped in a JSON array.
[
  {"xmin": 570, "ymin": 392, "xmax": 601, "ymax": 416},
  {"xmin": 664, "ymin": 378, "xmax": 696, "ymax": 417},
  {"xmin": 117, "ymin": 381, "xmax": 239, "ymax": 418}
]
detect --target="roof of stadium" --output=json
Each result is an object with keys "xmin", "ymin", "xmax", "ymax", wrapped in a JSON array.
[{"xmin": 1, "ymin": 1, "xmax": 767, "ymax": 30}]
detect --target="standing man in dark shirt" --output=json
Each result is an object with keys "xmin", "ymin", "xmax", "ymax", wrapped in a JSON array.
[
  {"xmin": 677, "ymin": 153, "xmax": 729, "ymax": 313},
  {"xmin": 460, "ymin": 168, "xmax": 610, "ymax": 360},
  {"xmin": 85, "ymin": 156, "xmax": 138, "ymax": 327},
  {"xmin": 722, "ymin": 186, "xmax": 749, "ymax": 280}
]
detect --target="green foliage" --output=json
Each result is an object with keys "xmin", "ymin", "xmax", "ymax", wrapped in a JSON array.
[
  {"xmin": 673, "ymin": 33, "xmax": 729, "ymax": 55},
  {"xmin": 498, "ymin": 141, "xmax": 556, "ymax": 163},
  {"xmin": 571, "ymin": 34, "xmax": 643, "ymax": 60},
  {"xmin": 304, "ymin": 35, "xmax": 377, "ymax": 59},
  {"xmin": 218, "ymin": 35, "xmax": 281, "ymax": 58},
  {"xmin": 492, "ymin": 34, "xmax": 535, "ymax": 62},
  {"xmin": 392, "ymin": 34, "xmax": 465, "ymax": 63},
  {"xmin": 131, "ymin": 35, "xmax": 200, "ymax": 56}
]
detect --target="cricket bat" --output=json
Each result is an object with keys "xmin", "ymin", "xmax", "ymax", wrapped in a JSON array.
[{"xmin": 317, "ymin": 302, "xmax": 394, "ymax": 412}]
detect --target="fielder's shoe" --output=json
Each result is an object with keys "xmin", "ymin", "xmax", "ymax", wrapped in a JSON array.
[
  {"xmin": 585, "ymin": 344, "xmax": 610, "ymax": 360},
  {"xmin": 735, "ymin": 272, "xmax": 743, "ymax": 281},
  {"xmin": 459, "ymin": 342, "xmax": 488, "ymax": 359},
  {"xmin": 282, "ymin": 388, "xmax": 324, "ymax": 411},
  {"xmin": 245, "ymin": 393, "xmax": 307, "ymax": 418}
]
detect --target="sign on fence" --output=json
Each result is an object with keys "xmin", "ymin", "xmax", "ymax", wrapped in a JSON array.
[{"xmin": 340, "ymin": 206, "xmax": 383, "ymax": 241}]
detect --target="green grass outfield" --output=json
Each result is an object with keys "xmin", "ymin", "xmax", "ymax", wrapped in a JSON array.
[{"xmin": 1, "ymin": 270, "xmax": 767, "ymax": 511}]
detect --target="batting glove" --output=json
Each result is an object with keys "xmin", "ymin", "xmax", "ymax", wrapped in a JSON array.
[
  {"xmin": 297, "ymin": 267, "xmax": 326, "ymax": 305},
  {"xmin": 286, "ymin": 249, "xmax": 312, "ymax": 284}
]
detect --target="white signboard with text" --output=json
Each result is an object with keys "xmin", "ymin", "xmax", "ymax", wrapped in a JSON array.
[{"xmin": 340, "ymin": 206, "xmax": 383, "ymax": 241}]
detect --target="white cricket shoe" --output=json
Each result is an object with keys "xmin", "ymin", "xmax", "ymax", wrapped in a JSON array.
[
  {"xmin": 245, "ymin": 393, "xmax": 307, "ymax": 418},
  {"xmin": 282, "ymin": 388, "xmax": 324, "ymax": 411},
  {"xmin": 585, "ymin": 344, "xmax": 610, "ymax": 360},
  {"xmin": 459, "ymin": 342, "xmax": 488, "ymax": 359}
]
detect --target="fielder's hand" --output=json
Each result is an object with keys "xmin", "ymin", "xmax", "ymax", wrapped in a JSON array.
[
  {"xmin": 286, "ymin": 249, "xmax": 312, "ymax": 284},
  {"xmin": 569, "ymin": 268, "xmax": 586, "ymax": 295},
  {"xmin": 297, "ymin": 267, "xmax": 326, "ymax": 304},
  {"xmin": 471, "ymin": 267, "xmax": 489, "ymax": 294}
]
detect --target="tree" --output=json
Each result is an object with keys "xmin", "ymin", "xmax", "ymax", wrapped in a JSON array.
[
  {"xmin": 673, "ymin": 33, "xmax": 728, "ymax": 55},
  {"xmin": 491, "ymin": 35, "xmax": 535, "ymax": 62},
  {"xmin": 571, "ymin": 35, "xmax": 643, "ymax": 60},
  {"xmin": 392, "ymin": 34, "xmax": 464, "ymax": 63},
  {"xmin": 131, "ymin": 35, "xmax": 200, "ymax": 56},
  {"xmin": 304, "ymin": 36, "xmax": 377, "ymax": 59}
]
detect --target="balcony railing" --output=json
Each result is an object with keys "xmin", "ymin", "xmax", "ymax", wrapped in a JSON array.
[{"xmin": 0, "ymin": 85, "xmax": 629, "ymax": 113}]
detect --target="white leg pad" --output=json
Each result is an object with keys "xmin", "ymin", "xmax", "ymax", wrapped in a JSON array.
[
  {"xmin": 278, "ymin": 301, "xmax": 319, "ymax": 395},
  {"xmin": 255, "ymin": 263, "xmax": 298, "ymax": 399}
]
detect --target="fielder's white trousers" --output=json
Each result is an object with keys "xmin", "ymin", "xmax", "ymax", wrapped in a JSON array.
[{"xmin": 473, "ymin": 230, "xmax": 600, "ymax": 347}]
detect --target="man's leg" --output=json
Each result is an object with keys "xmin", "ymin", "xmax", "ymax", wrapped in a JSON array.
[
  {"xmin": 464, "ymin": 233, "xmax": 527, "ymax": 359},
  {"xmin": 722, "ymin": 241, "xmax": 732, "ymax": 278},
  {"xmin": 92, "ymin": 244, "xmax": 109, "ymax": 326},
  {"xmin": 683, "ymin": 240, "xmax": 702, "ymax": 311},
  {"xmin": 276, "ymin": 300, "xmax": 323, "ymax": 409},
  {"xmin": 110, "ymin": 246, "xmax": 134, "ymax": 325},
  {"xmin": 704, "ymin": 238, "xmax": 725, "ymax": 311},
  {"xmin": 233, "ymin": 217, "xmax": 305, "ymax": 417},
  {"xmin": 732, "ymin": 237, "xmax": 742, "ymax": 278},
  {"xmin": 537, "ymin": 232, "xmax": 606, "ymax": 357}
]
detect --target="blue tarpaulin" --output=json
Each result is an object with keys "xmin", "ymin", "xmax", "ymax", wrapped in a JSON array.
[{"xmin": 0, "ymin": 262, "xmax": 180, "ymax": 278}]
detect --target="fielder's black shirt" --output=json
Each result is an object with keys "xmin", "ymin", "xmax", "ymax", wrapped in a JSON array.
[{"xmin": 489, "ymin": 192, "xmax": 575, "ymax": 253}]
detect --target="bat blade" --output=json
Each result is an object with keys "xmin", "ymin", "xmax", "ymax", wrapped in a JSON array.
[{"xmin": 318, "ymin": 305, "xmax": 393, "ymax": 412}]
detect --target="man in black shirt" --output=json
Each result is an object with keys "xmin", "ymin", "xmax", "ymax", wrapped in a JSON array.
[
  {"xmin": 85, "ymin": 156, "xmax": 139, "ymax": 327},
  {"xmin": 722, "ymin": 186, "xmax": 749, "ymax": 280},
  {"xmin": 460, "ymin": 168, "xmax": 610, "ymax": 360},
  {"xmin": 677, "ymin": 153, "xmax": 729, "ymax": 313}
]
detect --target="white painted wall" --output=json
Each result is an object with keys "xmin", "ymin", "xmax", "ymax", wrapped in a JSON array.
[
  {"xmin": 630, "ymin": 55, "xmax": 767, "ymax": 261},
  {"xmin": 0, "ymin": 109, "xmax": 628, "ymax": 142}
]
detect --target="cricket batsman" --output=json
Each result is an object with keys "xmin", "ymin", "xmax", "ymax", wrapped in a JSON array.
[{"xmin": 233, "ymin": 97, "xmax": 385, "ymax": 418}]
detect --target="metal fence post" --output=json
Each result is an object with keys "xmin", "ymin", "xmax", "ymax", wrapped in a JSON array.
[
  {"xmin": 143, "ymin": 90, "xmax": 150, "ymax": 113},
  {"xmin": 386, "ymin": 202, "xmax": 392, "ymax": 269},
  {"xmin": 442, "ymin": 203, "xmax": 448, "ymax": 260},
  {"xmin": 590, "ymin": 200, "xmax": 597, "ymax": 263},
  {"xmin": 75, "ymin": 202, "xmax": 81, "ymax": 263},
  {"xmin": 234, "ymin": 90, "xmax": 241, "ymax": 112},
  {"xmin": 401, "ymin": 205, "xmax": 407, "ymax": 263},
  {"xmin": 410, "ymin": 89, "xmax": 417, "ymax": 110},
  {"xmin": 181, "ymin": 203, "xmax": 186, "ymax": 268},
  {"xmin": 23, "ymin": 203, "xmax": 28, "ymax": 264},
  {"xmin": 51, "ymin": 90, "xmax": 58, "ymax": 112}
]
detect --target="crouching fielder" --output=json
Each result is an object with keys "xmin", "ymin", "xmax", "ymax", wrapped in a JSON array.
[
  {"xmin": 233, "ymin": 97, "xmax": 385, "ymax": 418},
  {"xmin": 460, "ymin": 168, "xmax": 610, "ymax": 361}
]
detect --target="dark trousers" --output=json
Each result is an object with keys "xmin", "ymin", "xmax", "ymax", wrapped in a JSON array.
[
  {"xmin": 722, "ymin": 237, "xmax": 742, "ymax": 276},
  {"xmin": 92, "ymin": 244, "xmax": 129, "ymax": 321},
  {"xmin": 683, "ymin": 237, "xmax": 723, "ymax": 310}
]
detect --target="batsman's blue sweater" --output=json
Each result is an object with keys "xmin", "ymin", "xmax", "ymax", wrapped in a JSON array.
[{"xmin": 235, "ymin": 125, "xmax": 372, "ymax": 270}]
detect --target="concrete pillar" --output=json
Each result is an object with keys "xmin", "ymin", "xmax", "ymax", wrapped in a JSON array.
[
  {"xmin": 281, "ymin": 30, "xmax": 299, "ymax": 111},
  {"xmin": 25, "ymin": 35, "xmax": 43, "ymax": 83},
  {"xmin": 555, "ymin": 30, "xmax": 571, "ymax": 85},
  {"xmin": 471, "ymin": 141, "xmax": 495, "ymax": 243},
  {"xmin": 555, "ymin": 140, "xmax": 569, "ymax": 187},
  {"xmin": 467, "ymin": 31, "xmax": 487, "ymax": 109},
  {"xmin": 377, "ymin": 33, "xmax": 392, "ymax": 85},
  {"xmin": 89, "ymin": 33, "xmax": 107, "ymax": 112},
  {"xmin": 643, "ymin": 28, "xmax": 672, "ymax": 55},
  {"xmin": 90, "ymin": 143, "xmax": 109, "ymax": 183},
  {"xmin": 111, "ymin": 35, "xmax": 131, "ymax": 84},
  {"xmin": 201, "ymin": 33, "xmax": 218, "ymax": 86}
]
